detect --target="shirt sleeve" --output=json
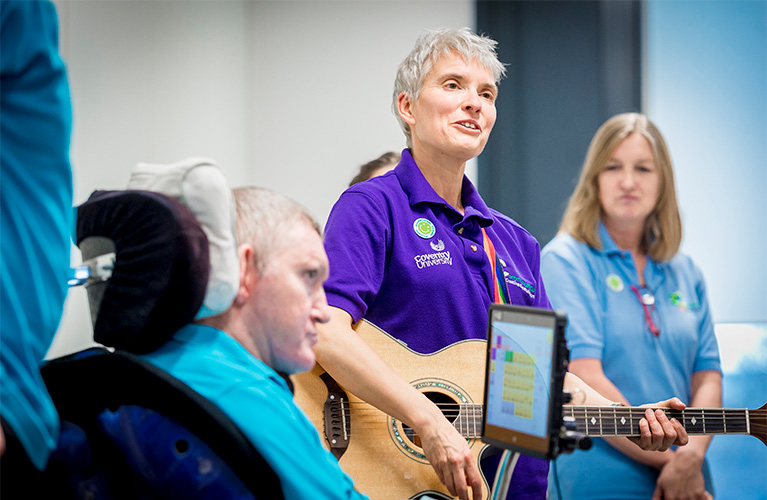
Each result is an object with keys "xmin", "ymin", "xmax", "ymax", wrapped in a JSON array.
[
  {"xmin": 690, "ymin": 263, "xmax": 722, "ymax": 374},
  {"xmin": 0, "ymin": 0, "xmax": 73, "ymax": 470},
  {"xmin": 540, "ymin": 238, "xmax": 605, "ymax": 361},
  {"xmin": 323, "ymin": 190, "xmax": 390, "ymax": 323}
]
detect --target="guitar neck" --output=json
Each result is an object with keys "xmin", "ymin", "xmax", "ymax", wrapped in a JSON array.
[
  {"xmin": 454, "ymin": 404, "xmax": 484, "ymax": 439},
  {"xmin": 564, "ymin": 405, "xmax": 757, "ymax": 437},
  {"xmin": 455, "ymin": 404, "xmax": 766, "ymax": 441}
]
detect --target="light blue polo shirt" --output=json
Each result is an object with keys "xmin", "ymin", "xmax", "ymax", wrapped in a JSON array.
[
  {"xmin": 541, "ymin": 224, "xmax": 721, "ymax": 499},
  {"xmin": 141, "ymin": 324, "xmax": 368, "ymax": 500},
  {"xmin": 323, "ymin": 148, "xmax": 551, "ymax": 499}
]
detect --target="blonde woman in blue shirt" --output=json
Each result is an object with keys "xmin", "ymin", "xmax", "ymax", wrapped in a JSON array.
[{"xmin": 541, "ymin": 113, "xmax": 722, "ymax": 500}]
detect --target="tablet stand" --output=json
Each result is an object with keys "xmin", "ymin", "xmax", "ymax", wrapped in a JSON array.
[
  {"xmin": 489, "ymin": 449, "xmax": 520, "ymax": 500},
  {"xmin": 489, "ymin": 391, "xmax": 593, "ymax": 499}
]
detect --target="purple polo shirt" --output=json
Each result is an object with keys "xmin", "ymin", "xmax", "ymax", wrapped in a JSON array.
[
  {"xmin": 324, "ymin": 149, "xmax": 550, "ymax": 499},
  {"xmin": 325, "ymin": 149, "xmax": 551, "ymax": 353}
]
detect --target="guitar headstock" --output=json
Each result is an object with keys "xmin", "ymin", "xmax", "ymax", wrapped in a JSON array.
[{"xmin": 753, "ymin": 403, "xmax": 767, "ymax": 446}]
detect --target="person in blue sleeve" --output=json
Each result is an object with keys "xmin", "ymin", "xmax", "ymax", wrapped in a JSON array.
[
  {"xmin": 541, "ymin": 113, "xmax": 722, "ymax": 500},
  {"xmin": 141, "ymin": 187, "xmax": 370, "ymax": 500},
  {"xmin": 315, "ymin": 29, "xmax": 689, "ymax": 500},
  {"xmin": 0, "ymin": 0, "xmax": 74, "ymax": 486}
]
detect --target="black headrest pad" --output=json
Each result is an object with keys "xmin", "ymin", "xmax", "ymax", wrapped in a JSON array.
[{"xmin": 77, "ymin": 190, "xmax": 210, "ymax": 353}]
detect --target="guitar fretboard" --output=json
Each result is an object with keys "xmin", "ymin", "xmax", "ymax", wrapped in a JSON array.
[
  {"xmin": 564, "ymin": 406, "xmax": 750, "ymax": 437},
  {"xmin": 454, "ymin": 404, "xmax": 755, "ymax": 438},
  {"xmin": 455, "ymin": 404, "xmax": 483, "ymax": 438}
]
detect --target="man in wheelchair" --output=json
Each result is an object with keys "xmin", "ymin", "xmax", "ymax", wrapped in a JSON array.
[
  {"xmin": 137, "ymin": 186, "xmax": 368, "ymax": 500},
  {"xmin": 3, "ymin": 184, "xmax": 370, "ymax": 499}
]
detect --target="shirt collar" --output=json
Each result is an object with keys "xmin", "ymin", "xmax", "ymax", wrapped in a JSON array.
[
  {"xmin": 174, "ymin": 323, "xmax": 290, "ymax": 391},
  {"xmin": 598, "ymin": 221, "xmax": 664, "ymax": 285},
  {"xmin": 598, "ymin": 221, "xmax": 624, "ymax": 255},
  {"xmin": 395, "ymin": 148, "xmax": 494, "ymax": 226}
]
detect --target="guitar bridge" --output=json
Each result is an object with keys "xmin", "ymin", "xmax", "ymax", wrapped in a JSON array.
[{"xmin": 320, "ymin": 372, "xmax": 350, "ymax": 460}]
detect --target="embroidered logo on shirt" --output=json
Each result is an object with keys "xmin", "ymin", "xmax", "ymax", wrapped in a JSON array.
[
  {"xmin": 430, "ymin": 239, "xmax": 445, "ymax": 251},
  {"xmin": 413, "ymin": 218, "xmax": 436, "ymax": 239},
  {"xmin": 606, "ymin": 273, "xmax": 624, "ymax": 293},
  {"xmin": 506, "ymin": 275, "xmax": 536, "ymax": 300},
  {"xmin": 669, "ymin": 291, "xmax": 701, "ymax": 312},
  {"xmin": 414, "ymin": 251, "xmax": 452, "ymax": 269}
]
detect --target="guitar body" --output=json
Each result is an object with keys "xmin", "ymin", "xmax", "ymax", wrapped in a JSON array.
[{"xmin": 293, "ymin": 320, "xmax": 490, "ymax": 500}]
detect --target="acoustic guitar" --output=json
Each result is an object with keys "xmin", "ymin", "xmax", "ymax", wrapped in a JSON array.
[{"xmin": 292, "ymin": 320, "xmax": 767, "ymax": 500}]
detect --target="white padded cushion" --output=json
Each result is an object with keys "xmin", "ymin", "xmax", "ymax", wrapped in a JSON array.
[{"xmin": 127, "ymin": 157, "xmax": 238, "ymax": 319}]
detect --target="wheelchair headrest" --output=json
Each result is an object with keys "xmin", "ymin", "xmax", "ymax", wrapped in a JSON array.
[
  {"xmin": 127, "ymin": 158, "xmax": 239, "ymax": 319},
  {"xmin": 77, "ymin": 190, "xmax": 210, "ymax": 353}
]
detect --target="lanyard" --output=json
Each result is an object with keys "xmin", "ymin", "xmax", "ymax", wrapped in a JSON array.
[
  {"xmin": 481, "ymin": 227, "xmax": 511, "ymax": 305},
  {"xmin": 630, "ymin": 284, "xmax": 661, "ymax": 337}
]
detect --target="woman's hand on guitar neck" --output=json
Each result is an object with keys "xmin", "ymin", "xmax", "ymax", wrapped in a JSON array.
[
  {"xmin": 415, "ymin": 408, "xmax": 483, "ymax": 500},
  {"xmin": 630, "ymin": 398, "xmax": 689, "ymax": 452},
  {"xmin": 566, "ymin": 362, "xmax": 689, "ymax": 453}
]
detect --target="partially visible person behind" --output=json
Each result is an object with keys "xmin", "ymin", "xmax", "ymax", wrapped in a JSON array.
[
  {"xmin": 0, "ymin": 0, "xmax": 74, "ymax": 487},
  {"xmin": 541, "ymin": 112, "xmax": 722, "ymax": 500},
  {"xmin": 140, "ymin": 187, "xmax": 370, "ymax": 500},
  {"xmin": 349, "ymin": 151, "xmax": 400, "ymax": 186}
]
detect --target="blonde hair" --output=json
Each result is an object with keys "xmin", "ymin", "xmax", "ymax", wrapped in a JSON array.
[
  {"xmin": 559, "ymin": 113, "xmax": 682, "ymax": 261},
  {"xmin": 232, "ymin": 187, "xmax": 321, "ymax": 275}
]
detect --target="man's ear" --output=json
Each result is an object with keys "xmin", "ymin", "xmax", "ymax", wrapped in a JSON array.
[
  {"xmin": 396, "ymin": 91, "xmax": 416, "ymax": 127},
  {"xmin": 233, "ymin": 244, "xmax": 257, "ymax": 306}
]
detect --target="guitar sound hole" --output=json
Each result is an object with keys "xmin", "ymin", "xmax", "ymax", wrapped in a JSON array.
[{"xmin": 402, "ymin": 392, "xmax": 460, "ymax": 447}]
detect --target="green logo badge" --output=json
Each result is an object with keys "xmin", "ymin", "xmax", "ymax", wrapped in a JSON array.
[
  {"xmin": 606, "ymin": 273, "xmax": 624, "ymax": 293},
  {"xmin": 670, "ymin": 291, "xmax": 701, "ymax": 311},
  {"xmin": 413, "ymin": 218, "xmax": 436, "ymax": 239}
]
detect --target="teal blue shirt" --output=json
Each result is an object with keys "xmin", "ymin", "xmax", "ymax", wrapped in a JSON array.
[
  {"xmin": 140, "ymin": 324, "xmax": 368, "ymax": 500},
  {"xmin": 1, "ymin": 0, "xmax": 73, "ymax": 470},
  {"xmin": 541, "ymin": 224, "xmax": 721, "ymax": 499}
]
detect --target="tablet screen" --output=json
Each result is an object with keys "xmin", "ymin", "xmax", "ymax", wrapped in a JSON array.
[{"xmin": 482, "ymin": 304, "xmax": 568, "ymax": 459}]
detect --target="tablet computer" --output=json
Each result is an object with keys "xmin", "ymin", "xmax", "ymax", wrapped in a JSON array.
[{"xmin": 481, "ymin": 304, "xmax": 569, "ymax": 460}]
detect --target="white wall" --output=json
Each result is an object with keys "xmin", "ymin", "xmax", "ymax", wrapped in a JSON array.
[
  {"xmin": 51, "ymin": 0, "xmax": 765, "ymax": 356},
  {"xmin": 645, "ymin": 0, "xmax": 767, "ymax": 324},
  {"xmin": 48, "ymin": 0, "xmax": 474, "ymax": 358}
]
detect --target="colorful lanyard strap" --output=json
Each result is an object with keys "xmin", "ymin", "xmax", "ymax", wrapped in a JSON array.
[{"xmin": 481, "ymin": 227, "xmax": 511, "ymax": 305}]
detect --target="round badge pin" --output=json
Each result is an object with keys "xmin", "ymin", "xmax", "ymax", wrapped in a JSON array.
[
  {"xmin": 606, "ymin": 273, "xmax": 624, "ymax": 293},
  {"xmin": 413, "ymin": 218, "xmax": 436, "ymax": 239}
]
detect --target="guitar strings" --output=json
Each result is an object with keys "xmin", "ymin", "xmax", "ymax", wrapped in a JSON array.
[
  {"xmin": 317, "ymin": 403, "xmax": 765, "ymax": 442},
  {"xmin": 331, "ymin": 402, "xmax": 761, "ymax": 415},
  {"xmin": 327, "ymin": 404, "xmax": 763, "ymax": 430},
  {"xmin": 325, "ymin": 401, "xmax": 765, "ymax": 418}
]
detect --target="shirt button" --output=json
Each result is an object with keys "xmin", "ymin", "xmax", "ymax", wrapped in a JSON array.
[
  {"xmin": 458, "ymin": 227, "xmax": 464, "ymax": 235},
  {"xmin": 470, "ymin": 244, "xmax": 477, "ymax": 252}
]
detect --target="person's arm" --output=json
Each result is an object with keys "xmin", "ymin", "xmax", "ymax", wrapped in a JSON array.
[
  {"xmin": 565, "ymin": 358, "xmax": 688, "ymax": 460},
  {"xmin": 541, "ymin": 243, "xmax": 686, "ymax": 453},
  {"xmin": 564, "ymin": 366, "xmax": 687, "ymax": 453},
  {"xmin": 314, "ymin": 307, "xmax": 483, "ymax": 500},
  {"xmin": 652, "ymin": 370, "xmax": 722, "ymax": 500},
  {"xmin": 652, "ymin": 260, "xmax": 721, "ymax": 499}
]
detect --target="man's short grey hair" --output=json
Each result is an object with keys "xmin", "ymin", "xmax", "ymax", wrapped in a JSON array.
[
  {"xmin": 232, "ymin": 187, "xmax": 321, "ymax": 275},
  {"xmin": 392, "ymin": 27, "xmax": 507, "ymax": 148}
]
